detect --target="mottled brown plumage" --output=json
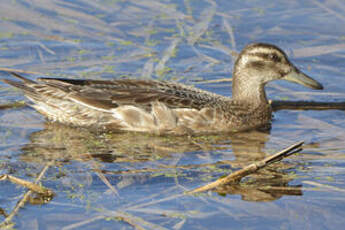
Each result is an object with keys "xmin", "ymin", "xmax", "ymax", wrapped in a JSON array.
[{"xmin": 2, "ymin": 43, "xmax": 323, "ymax": 134}]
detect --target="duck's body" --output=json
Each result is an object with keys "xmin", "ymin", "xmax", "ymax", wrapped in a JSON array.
[{"xmin": 2, "ymin": 43, "xmax": 323, "ymax": 135}]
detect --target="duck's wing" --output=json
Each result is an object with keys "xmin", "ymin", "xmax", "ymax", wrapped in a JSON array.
[{"xmin": 35, "ymin": 77, "xmax": 226, "ymax": 112}]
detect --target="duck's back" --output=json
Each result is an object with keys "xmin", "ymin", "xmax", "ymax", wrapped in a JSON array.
[{"xmin": 39, "ymin": 78, "xmax": 227, "ymax": 109}]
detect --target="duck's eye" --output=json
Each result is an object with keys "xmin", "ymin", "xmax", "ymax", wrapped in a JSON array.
[{"xmin": 269, "ymin": 53, "xmax": 280, "ymax": 62}]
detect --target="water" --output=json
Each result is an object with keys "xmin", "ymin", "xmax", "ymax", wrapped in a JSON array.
[{"xmin": 0, "ymin": 0, "xmax": 345, "ymax": 229}]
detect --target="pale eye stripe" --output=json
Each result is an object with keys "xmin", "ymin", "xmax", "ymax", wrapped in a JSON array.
[
  {"xmin": 247, "ymin": 47, "xmax": 276, "ymax": 54},
  {"xmin": 241, "ymin": 55, "xmax": 266, "ymax": 63},
  {"xmin": 246, "ymin": 52, "xmax": 282, "ymax": 62}
]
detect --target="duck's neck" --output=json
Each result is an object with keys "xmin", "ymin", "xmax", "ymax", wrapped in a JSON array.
[{"xmin": 232, "ymin": 72, "xmax": 268, "ymax": 106}]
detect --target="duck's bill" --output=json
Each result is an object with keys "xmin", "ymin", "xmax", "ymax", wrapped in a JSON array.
[{"xmin": 283, "ymin": 67, "xmax": 323, "ymax": 90}]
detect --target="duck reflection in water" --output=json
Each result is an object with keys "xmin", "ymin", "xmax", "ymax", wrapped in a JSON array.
[{"xmin": 20, "ymin": 124, "xmax": 302, "ymax": 202}]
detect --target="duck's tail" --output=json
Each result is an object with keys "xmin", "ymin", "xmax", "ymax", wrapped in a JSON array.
[{"xmin": 1, "ymin": 72, "xmax": 38, "ymax": 95}]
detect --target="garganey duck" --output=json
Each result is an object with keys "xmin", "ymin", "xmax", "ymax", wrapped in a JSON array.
[{"xmin": 2, "ymin": 43, "xmax": 323, "ymax": 135}]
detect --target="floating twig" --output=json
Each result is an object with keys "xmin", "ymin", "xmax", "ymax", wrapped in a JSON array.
[
  {"xmin": 270, "ymin": 100, "xmax": 345, "ymax": 111},
  {"xmin": 0, "ymin": 101, "xmax": 26, "ymax": 110},
  {"xmin": 0, "ymin": 67, "xmax": 42, "ymax": 75},
  {"xmin": 188, "ymin": 141, "xmax": 304, "ymax": 194},
  {"xmin": 0, "ymin": 164, "xmax": 53, "ymax": 228},
  {"xmin": 0, "ymin": 174, "xmax": 53, "ymax": 197}
]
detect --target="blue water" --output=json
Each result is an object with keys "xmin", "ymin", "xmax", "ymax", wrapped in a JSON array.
[{"xmin": 0, "ymin": 0, "xmax": 345, "ymax": 229}]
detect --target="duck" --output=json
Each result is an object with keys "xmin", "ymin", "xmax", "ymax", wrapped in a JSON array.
[{"xmin": 2, "ymin": 43, "xmax": 323, "ymax": 135}]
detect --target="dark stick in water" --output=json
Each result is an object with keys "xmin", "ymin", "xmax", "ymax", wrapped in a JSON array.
[{"xmin": 188, "ymin": 141, "xmax": 304, "ymax": 194}]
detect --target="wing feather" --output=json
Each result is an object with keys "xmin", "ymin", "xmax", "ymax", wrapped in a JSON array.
[{"xmin": 37, "ymin": 78, "xmax": 229, "ymax": 111}]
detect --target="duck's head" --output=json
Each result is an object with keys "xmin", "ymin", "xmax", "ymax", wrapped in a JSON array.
[{"xmin": 232, "ymin": 43, "xmax": 323, "ymax": 102}]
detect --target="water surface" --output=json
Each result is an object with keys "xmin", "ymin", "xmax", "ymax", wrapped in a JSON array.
[{"xmin": 0, "ymin": 0, "xmax": 345, "ymax": 229}]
